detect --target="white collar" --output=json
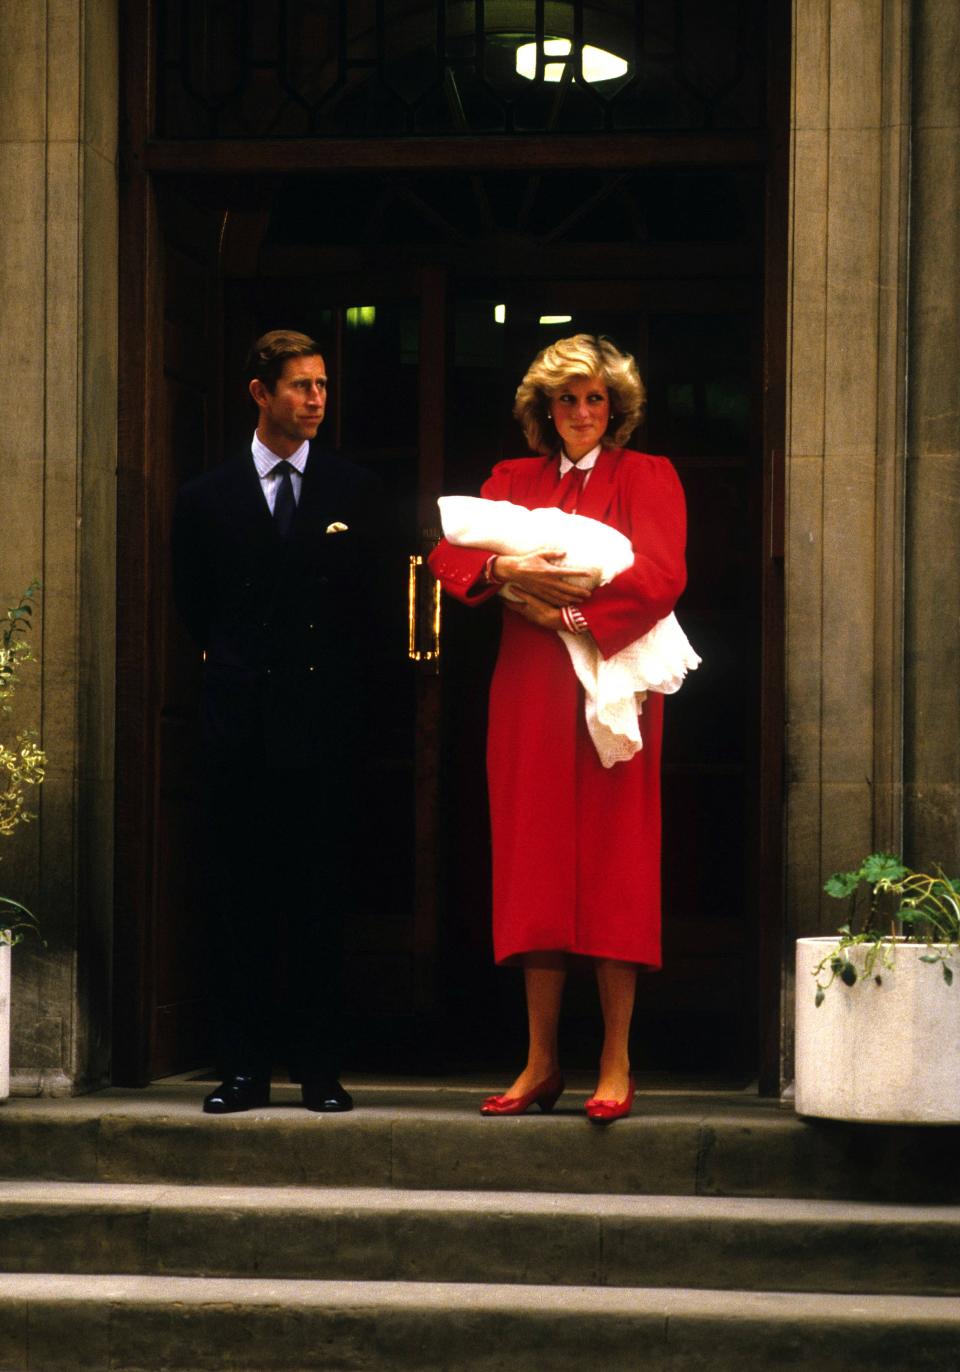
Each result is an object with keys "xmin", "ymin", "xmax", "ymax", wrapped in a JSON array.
[
  {"xmin": 558, "ymin": 443, "xmax": 601, "ymax": 476},
  {"xmin": 251, "ymin": 432, "xmax": 309, "ymax": 477}
]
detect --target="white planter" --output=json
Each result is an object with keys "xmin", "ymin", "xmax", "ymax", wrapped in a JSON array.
[
  {"xmin": 795, "ymin": 936, "xmax": 960, "ymax": 1124},
  {"xmin": 0, "ymin": 939, "xmax": 9, "ymax": 1101}
]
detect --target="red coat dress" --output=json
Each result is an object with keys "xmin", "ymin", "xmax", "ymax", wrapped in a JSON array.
[{"xmin": 429, "ymin": 447, "xmax": 687, "ymax": 967}]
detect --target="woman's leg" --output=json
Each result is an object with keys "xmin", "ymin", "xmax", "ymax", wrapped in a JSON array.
[
  {"xmin": 592, "ymin": 958, "xmax": 638, "ymax": 1101},
  {"xmin": 500, "ymin": 952, "xmax": 567, "ymax": 1097}
]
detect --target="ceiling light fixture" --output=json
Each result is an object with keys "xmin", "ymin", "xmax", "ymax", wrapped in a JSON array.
[
  {"xmin": 516, "ymin": 39, "xmax": 628, "ymax": 84},
  {"xmin": 539, "ymin": 314, "xmax": 573, "ymax": 325}
]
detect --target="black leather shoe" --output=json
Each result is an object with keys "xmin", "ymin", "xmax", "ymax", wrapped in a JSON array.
[
  {"xmin": 202, "ymin": 1075, "xmax": 271, "ymax": 1114},
  {"xmin": 302, "ymin": 1079, "xmax": 353, "ymax": 1112}
]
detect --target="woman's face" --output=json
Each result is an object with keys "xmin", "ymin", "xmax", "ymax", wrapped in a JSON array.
[{"xmin": 549, "ymin": 375, "xmax": 611, "ymax": 462}]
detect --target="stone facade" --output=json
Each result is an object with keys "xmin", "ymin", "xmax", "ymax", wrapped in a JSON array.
[
  {"xmin": 2, "ymin": 0, "xmax": 958, "ymax": 1092},
  {"xmin": 784, "ymin": 0, "xmax": 960, "ymax": 1081},
  {"xmin": 784, "ymin": 0, "xmax": 911, "ymax": 1062},
  {"xmin": 903, "ymin": 0, "xmax": 960, "ymax": 864},
  {"xmin": 0, "ymin": 0, "xmax": 118, "ymax": 1093}
]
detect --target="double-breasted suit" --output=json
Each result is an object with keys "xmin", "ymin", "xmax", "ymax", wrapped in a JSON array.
[{"xmin": 172, "ymin": 442, "xmax": 385, "ymax": 1080}]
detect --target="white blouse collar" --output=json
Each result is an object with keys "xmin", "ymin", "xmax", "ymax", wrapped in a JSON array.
[{"xmin": 558, "ymin": 443, "xmax": 601, "ymax": 476}]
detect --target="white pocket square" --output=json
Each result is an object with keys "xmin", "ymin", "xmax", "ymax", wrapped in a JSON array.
[{"xmin": 326, "ymin": 521, "xmax": 349, "ymax": 534}]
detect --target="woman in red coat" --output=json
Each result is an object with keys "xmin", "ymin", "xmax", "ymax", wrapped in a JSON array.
[{"xmin": 429, "ymin": 335, "xmax": 687, "ymax": 1122}]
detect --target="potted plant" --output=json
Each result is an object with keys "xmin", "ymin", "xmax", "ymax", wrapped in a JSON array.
[
  {"xmin": 0, "ymin": 583, "xmax": 46, "ymax": 1101},
  {"xmin": 795, "ymin": 853, "xmax": 960, "ymax": 1123}
]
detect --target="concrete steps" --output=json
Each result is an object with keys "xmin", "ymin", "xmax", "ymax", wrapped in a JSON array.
[
  {"xmin": 3, "ymin": 1080, "xmax": 960, "ymax": 1200},
  {"xmin": 1, "ymin": 1274, "xmax": 959, "ymax": 1371},
  {"xmin": 1, "ymin": 1080, "xmax": 959, "ymax": 1369},
  {"xmin": 1, "ymin": 1182, "xmax": 959, "ymax": 1296}
]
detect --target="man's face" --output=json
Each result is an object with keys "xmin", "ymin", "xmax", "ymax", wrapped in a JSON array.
[{"xmin": 250, "ymin": 353, "xmax": 327, "ymax": 452}]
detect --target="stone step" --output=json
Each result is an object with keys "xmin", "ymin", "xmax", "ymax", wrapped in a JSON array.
[
  {"xmin": 2, "ymin": 1081, "xmax": 960, "ymax": 1201},
  {"xmin": 1, "ymin": 1273, "xmax": 957, "ymax": 1371},
  {"xmin": 1, "ymin": 1181, "xmax": 958, "ymax": 1296}
]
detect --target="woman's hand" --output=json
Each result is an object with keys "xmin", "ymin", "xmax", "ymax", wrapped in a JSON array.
[
  {"xmin": 503, "ymin": 591, "xmax": 564, "ymax": 631},
  {"xmin": 493, "ymin": 549, "xmax": 594, "ymax": 607}
]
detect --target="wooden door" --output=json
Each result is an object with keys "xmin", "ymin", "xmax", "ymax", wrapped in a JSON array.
[
  {"xmin": 149, "ymin": 187, "xmax": 223, "ymax": 1076},
  {"xmin": 215, "ymin": 270, "xmax": 453, "ymax": 1067},
  {"xmin": 113, "ymin": 180, "xmax": 225, "ymax": 1082},
  {"xmin": 117, "ymin": 241, "xmax": 453, "ymax": 1081}
]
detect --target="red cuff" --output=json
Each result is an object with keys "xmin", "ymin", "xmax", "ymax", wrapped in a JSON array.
[
  {"xmin": 561, "ymin": 605, "xmax": 590, "ymax": 634},
  {"xmin": 484, "ymin": 554, "xmax": 504, "ymax": 584}
]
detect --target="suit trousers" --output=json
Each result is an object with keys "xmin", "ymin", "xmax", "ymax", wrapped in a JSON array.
[{"xmin": 203, "ymin": 759, "xmax": 356, "ymax": 1082}]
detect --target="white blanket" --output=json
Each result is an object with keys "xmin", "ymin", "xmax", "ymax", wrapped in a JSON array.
[{"xmin": 439, "ymin": 495, "xmax": 701, "ymax": 768}]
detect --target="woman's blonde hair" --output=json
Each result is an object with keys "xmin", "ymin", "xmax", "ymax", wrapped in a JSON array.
[{"xmin": 513, "ymin": 333, "xmax": 645, "ymax": 455}]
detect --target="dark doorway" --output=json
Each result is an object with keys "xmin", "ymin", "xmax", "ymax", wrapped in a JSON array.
[
  {"xmin": 128, "ymin": 164, "xmax": 766, "ymax": 1080},
  {"xmin": 115, "ymin": 0, "xmax": 788, "ymax": 1089}
]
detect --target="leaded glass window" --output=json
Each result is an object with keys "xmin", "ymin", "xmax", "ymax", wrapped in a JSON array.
[{"xmin": 156, "ymin": 1, "xmax": 767, "ymax": 139}]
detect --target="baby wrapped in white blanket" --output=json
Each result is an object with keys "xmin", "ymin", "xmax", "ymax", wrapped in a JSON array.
[{"xmin": 438, "ymin": 495, "xmax": 701, "ymax": 768}]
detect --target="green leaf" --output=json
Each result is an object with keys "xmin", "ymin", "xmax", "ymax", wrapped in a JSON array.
[
  {"xmin": 840, "ymin": 963, "xmax": 858, "ymax": 987},
  {"xmin": 825, "ymin": 871, "xmax": 860, "ymax": 899},
  {"xmin": 944, "ymin": 964, "xmax": 954, "ymax": 987},
  {"xmin": 919, "ymin": 953, "xmax": 941, "ymax": 964},
  {"xmin": 861, "ymin": 853, "xmax": 908, "ymax": 883},
  {"xmin": 815, "ymin": 987, "xmax": 825, "ymax": 1007}
]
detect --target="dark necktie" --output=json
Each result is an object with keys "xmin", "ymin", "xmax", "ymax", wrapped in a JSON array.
[
  {"xmin": 273, "ymin": 461, "xmax": 296, "ymax": 538},
  {"xmin": 557, "ymin": 464, "xmax": 586, "ymax": 513}
]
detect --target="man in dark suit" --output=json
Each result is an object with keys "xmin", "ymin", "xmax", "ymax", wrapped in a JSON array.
[{"xmin": 172, "ymin": 330, "xmax": 385, "ymax": 1114}]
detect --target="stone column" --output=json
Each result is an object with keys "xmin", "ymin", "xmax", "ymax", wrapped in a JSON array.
[
  {"xmin": 783, "ymin": 0, "xmax": 912, "ymax": 1082},
  {"xmin": 903, "ymin": 0, "xmax": 960, "ymax": 862},
  {"xmin": 0, "ymin": 0, "xmax": 118, "ymax": 1093}
]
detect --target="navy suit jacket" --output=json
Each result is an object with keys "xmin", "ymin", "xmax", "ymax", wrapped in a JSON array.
[{"xmin": 172, "ymin": 443, "xmax": 386, "ymax": 770}]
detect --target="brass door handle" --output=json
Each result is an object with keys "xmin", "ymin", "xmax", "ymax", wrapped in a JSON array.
[{"xmin": 408, "ymin": 554, "xmax": 442, "ymax": 665}]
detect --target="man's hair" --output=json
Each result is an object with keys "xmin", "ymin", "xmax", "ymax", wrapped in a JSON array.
[{"xmin": 246, "ymin": 330, "xmax": 322, "ymax": 392}]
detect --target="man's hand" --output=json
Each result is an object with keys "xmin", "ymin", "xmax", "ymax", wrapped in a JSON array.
[
  {"xmin": 503, "ymin": 591, "xmax": 564, "ymax": 630},
  {"xmin": 493, "ymin": 549, "xmax": 595, "ymax": 607}
]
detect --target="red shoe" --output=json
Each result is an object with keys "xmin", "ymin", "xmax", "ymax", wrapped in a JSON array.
[
  {"xmin": 584, "ymin": 1075, "xmax": 636, "ymax": 1125},
  {"xmin": 480, "ymin": 1070, "xmax": 565, "ymax": 1116}
]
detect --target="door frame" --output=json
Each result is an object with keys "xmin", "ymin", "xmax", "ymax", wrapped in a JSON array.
[{"xmin": 114, "ymin": 0, "xmax": 789, "ymax": 1089}]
